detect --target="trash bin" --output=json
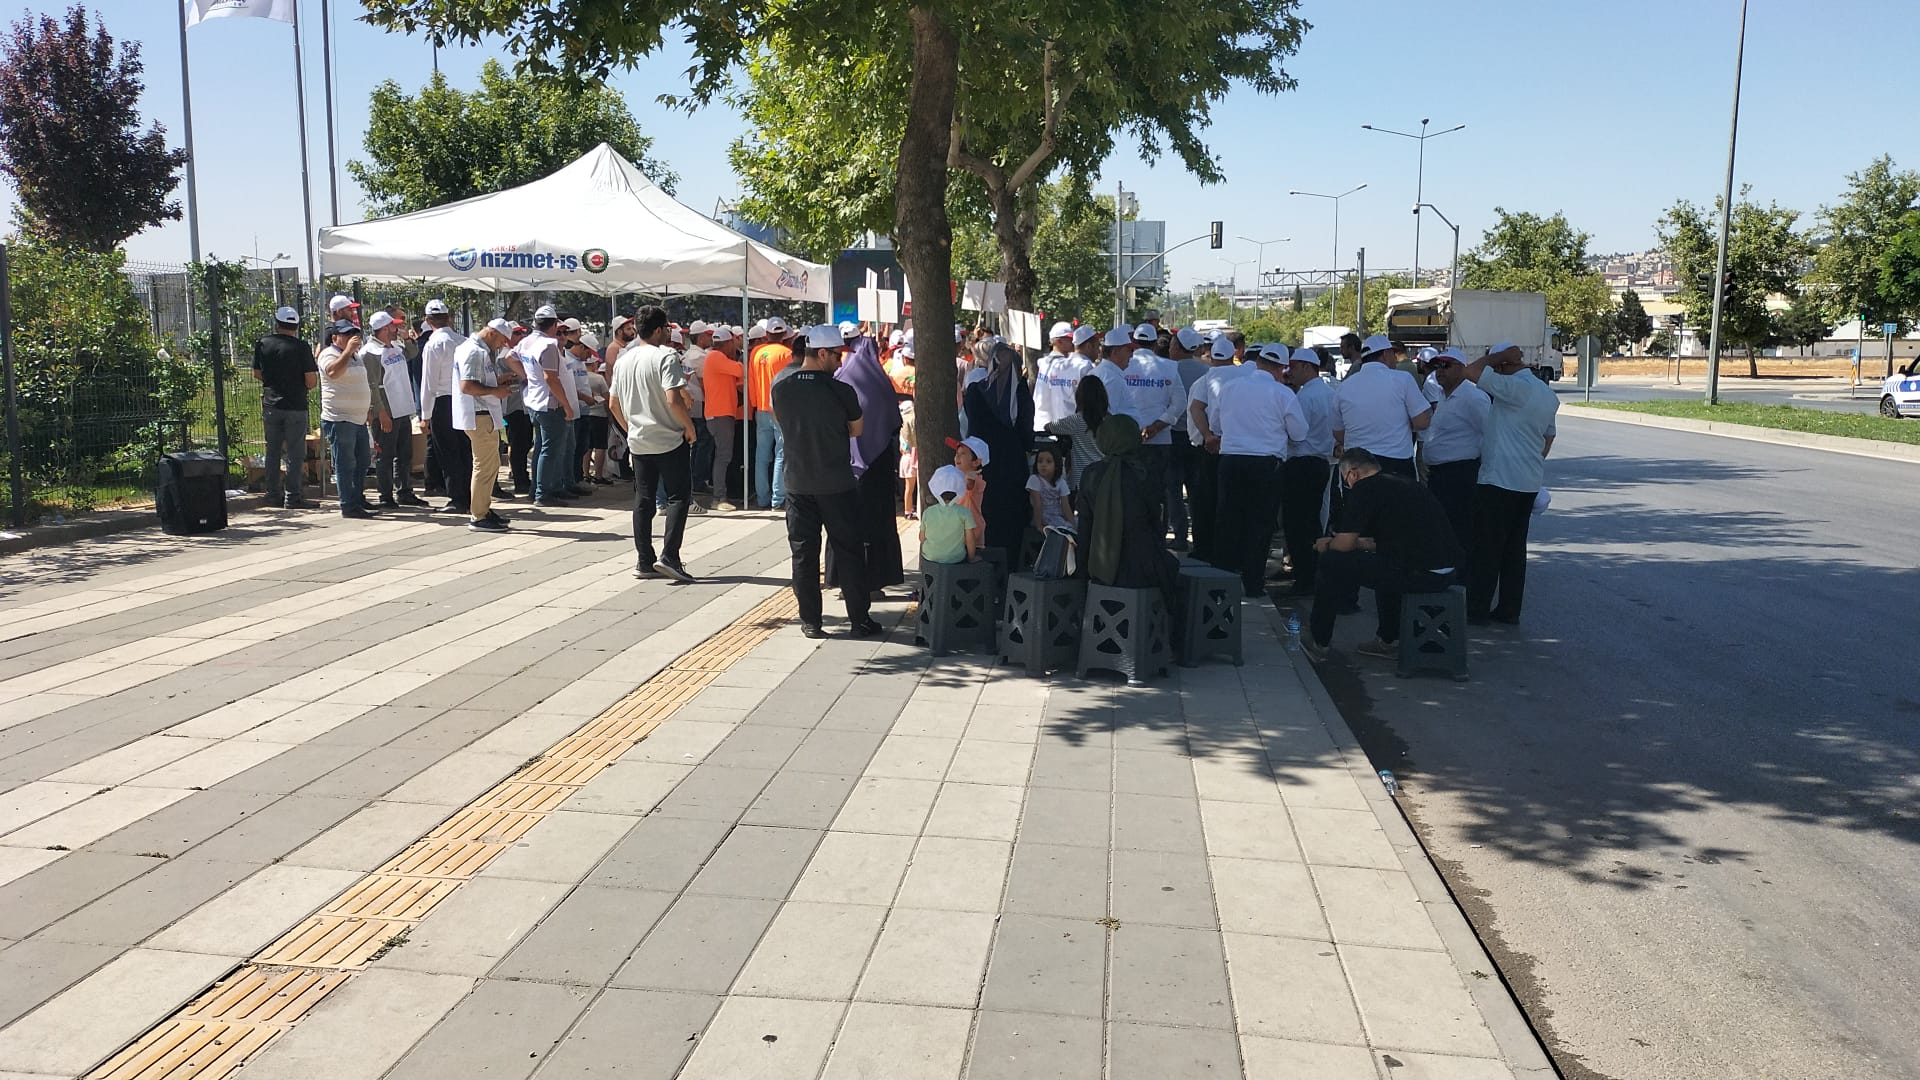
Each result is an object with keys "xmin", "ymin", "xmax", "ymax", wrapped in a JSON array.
[{"xmin": 156, "ymin": 450, "xmax": 228, "ymax": 535}]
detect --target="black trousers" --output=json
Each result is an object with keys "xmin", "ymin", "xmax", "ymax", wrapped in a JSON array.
[
  {"xmin": 633, "ymin": 442, "xmax": 692, "ymax": 567},
  {"xmin": 1188, "ymin": 449, "xmax": 1221, "ymax": 565},
  {"xmin": 1376, "ymin": 454, "xmax": 1416, "ymax": 479},
  {"xmin": 1311, "ymin": 550, "xmax": 1456, "ymax": 646},
  {"xmin": 430, "ymin": 397, "xmax": 471, "ymax": 510},
  {"xmin": 1468, "ymin": 484, "xmax": 1536, "ymax": 620},
  {"xmin": 1280, "ymin": 455, "xmax": 1332, "ymax": 589},
  {"xmin": 786, "ymin": 490, "xmax": 871, "ymax": 627},
  {"xmin": 1164, "ymin": 432, "xmax": 1192, "ymax": 545},
  {"xmin": 505, "ymin": 409, "xmax": 533, "ymax": 490},
  {"xmin": 1425, "ymin": 458, "xmax": 1480, "ymax": 558},
  {"xmin": 1215, "ymin": 454, "xmax": 1283, "ymax": 597}
]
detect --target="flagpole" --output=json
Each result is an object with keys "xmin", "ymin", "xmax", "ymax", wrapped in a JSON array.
[
  {"xmin": 320, "ymin": 0, "xmax": 340, "ymax": 225},
  {"xmin": 290, "ymin": 2, "xmax": 319, "ymax": 299},
  {"xmin": 173, "ymin": 1, "xmax": 202, "ymax": 268}
]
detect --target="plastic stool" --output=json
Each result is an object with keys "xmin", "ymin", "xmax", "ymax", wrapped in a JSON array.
[
  {"xmin": 916, "ymin": 559, "xmax": 997, "ymax": 656},
  {"xmin": 1077, "ymin": 583, "xmax": 1172, "ymax": 686},
  {"xmin": 999, "ymin": 573, "xmax": 1086, "ymax": 674},
  {"xmin": 1176, "ymin": 565, "xmax": 1243, "ymax": 667},
  {"xmin": 1397, "ymin": 585, "xmax": 1470, "ymax": 681}
]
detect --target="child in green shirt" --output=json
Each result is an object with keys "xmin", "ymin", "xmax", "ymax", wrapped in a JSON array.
[{"xmin": 920, "ymin": 464, "xmax": 978, "ymax": 565}]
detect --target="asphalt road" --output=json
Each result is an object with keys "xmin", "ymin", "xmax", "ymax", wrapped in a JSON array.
[
  {"xmin": 1578, "ymin": 374, "xmax": 1884, "ymax": 415},
  {"xmin": 1286, "ymin": 416, "xmax": 1920, "ymax": 1080}
]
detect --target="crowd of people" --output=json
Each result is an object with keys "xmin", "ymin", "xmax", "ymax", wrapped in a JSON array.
[{"xmin": 250, "ymin": 297, "xmax": 1559, "ymax": 653}]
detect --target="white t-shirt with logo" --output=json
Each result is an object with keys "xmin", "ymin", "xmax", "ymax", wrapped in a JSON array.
[
  {"xmin": 1033, "ymin": 350, "xmax": 1091, "ymax": 431},
  {"xmin": 516, "ymin": 333, "xmax": 565, "ymax": 413},
  {"xmin": 1333, "ymin": 360, "xmax": 1433, "ymax": 459},
  {"xmin": 365, "ymin": 340, "xmax": 416, "ymax": 418},
  {"xmin": 452, "ymin": 337, "xmax": 500, "ymax": 430},
  {"xmin": 1095, "ymin": 352, "xmax": 1187, "ymax": 446},
  {"xmin": 318, "ymin": 345, "xmax": 373, "ymax": 424}
]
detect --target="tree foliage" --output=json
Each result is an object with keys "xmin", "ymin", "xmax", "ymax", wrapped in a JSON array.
[
  {"xmin": 1808, "ymin": 155, "xmax": 1919, "ymax": 330},
  {"xmin": 0, "ymin": 5, "xmax": 185, "ymax": 251},
  {"xmin": 348, "ymin": 60, "xmax": 674, "ymax": 217},
  {"xmin": 1458, "ymin": 208, "xmax": 1610, "ymax": 340},
  {"xmin": 1657, "ymin": 188, "xmax": 1813, "ymax": 376},
  {"xmin": 1876, "ymin": 211, "xmax": 1920, "ymax": 326},
  {"xmin": 1606, "ymin": 288, "xmax": 1653, "ymax": 352}
]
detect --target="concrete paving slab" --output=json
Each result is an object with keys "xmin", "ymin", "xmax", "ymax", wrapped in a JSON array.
[
  {"xmin": 685, "ymin": 825, "xmax": 823, "ymax": 900},
  {"xmin": 1311, "ymin": 865, "xmax": 1446, "ymax": 952},
  {"xmin": 586, "ymin": 815, "xmax": 730, "ymax": 894},
  {"xmin": 479, "ymin": 811, "xmax": 637, "ymax": 883},
  {"xmin": 730, "ymin": 901, "xmax": 888, "ymax": 1001},
  {"xmin": 1289, "ymin": 806, "xmax": 1403, "ymax": 871},
  {"xmin": 1112, "ymin": 792, "xmax": 1207, "ymax": 853},
  {"xmin": 0, "ymin": 938, "xmax": 119, "ymax": 1029},
  {"xmin": 384, "ymin": 877, "xmax": 570, "ymax": 978},
  {"xmin": 494, "ymin": 885, "xmax": 675, "ymax": 987},
  {"xmin": 1, "ymin": 785, "xmax": 196, "ymax": 851},
  {"xmin": 1015, "ymin": 786, "xmax": 1110, "ymax": 849},
  {"xmin": 282, "ymin": 799, "xmax": 459, "ymax": 871},
  {"xmin": 924, "ymin": 781, "xmax": 1024, "ymax": 842},
  {"xmin": 832, "ymin": 776, "xmax": 941, "ymax": 836},
  {"xmin": 238, "ymin": 969, "xmax": 476, "ymax": 1080},
  {"xmin": 1210, "ymin": 856, "xmax": 1328, "ymax": 941},
  {"xmin": 965, "ymin": 1009, "xmax": 1103, "ymax": 1080},
  {"xmin": 1108, "ymin": 922, "xmax": 1234, "ymax": 1030},
  {"xmin": 1108, "ymin": 1021, "xmax": 1244, "ymax": 1079},
  {"xmin": 146, "ymin": 864, "xmax": 362, "ymax": 955},
  {"xmin": 530, "ymin": 988, "xmax": 721, "ymax": 1080},
  {"xmin": 651, "ymin": 764, "xmax": 776, "ymax": 822},
  {"xmin": 979, "ymin": 914, "xmax": 1106, "ymax": 1019},
  {"xmin": 612, "ymin": 894, "xmax": 780, "ymax": 995},
  {"xmin": 894, "ymin": 836, "xmax": 1011, "ymax": 914},
  {"xmin": 1111, "ymin": 848, "xmax": 1218, "ymax": 929},
  {"xmin": 1237, "ymin": 1034, "xmax": 1379, "ymax": 1079},
  {"xmin": 1221, "ymin": 931, "xmax": 1366, "ymax": 1045},
  {"xmin": 787, "ymin": 831, "xmax": 915, "ymax": 906},
  {"xmin": 675, "ymin": 995, "xmax": 844, "ymax": 1080},
  {"xmin": 0, "ymin": 847, "xmax": 62, "ymax": 890},
  {"xmin": 856, "ymin": 907, "xmax": 995, "ymax": 1008},
  {"xmin": 0, "ymin": 850, "xmax": 157, "ymax": 939},
  {"xmin": 1198, "ymin": 799, "xmax": 1303, "ymax": 862},
  {"xmin": 384, "ymin": 978, "xmax": 592, "ymax": 1080},
  {"xmin": 187, "ymin": 793, "xmax": 362, "ymax": 863},
  {"xmin": 1340, "ymin": 944, "xmax": 1502, "ymax": 1059},
  {"xmin": 822, "ymin": 1001, "xmax": 973, "ymax": 1080},
  {"xmin": 33, "ymin": 856, "xmax": 254, "ymax": 947},
  {"xmin": 0, "ymin": 782, "xmax": 126, "ymax": 838},
  {"xmin": 0, "ymin": 947, "xmax": 237, "ymax": 1075}
]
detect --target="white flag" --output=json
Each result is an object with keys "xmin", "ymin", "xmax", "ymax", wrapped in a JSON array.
[{"xmin": 184, "ymin": 0, "xmax": 296, "ymax": 27}]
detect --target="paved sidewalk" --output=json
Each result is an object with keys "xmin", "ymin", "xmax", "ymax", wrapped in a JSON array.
[{"xmin": 0, "ymin": 500, "xmax": 1549, "ymax": 1080}]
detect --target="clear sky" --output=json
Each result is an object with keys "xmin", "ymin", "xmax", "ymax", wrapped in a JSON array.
[{"xmin": 5, "ymin": 0, "xmax": 1914, "ymax": 291}]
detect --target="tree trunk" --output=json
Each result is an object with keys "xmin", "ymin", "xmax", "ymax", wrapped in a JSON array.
[
  {"xmin": 897, "ymin": 6, "xmax": 962, "ymax": 499},
  {"xmin": 1746, "ymin": 345, "xmax": 1758, "ymax": 379},
  {"xmin": 990, "ymin": 180, "xmax": 1039, "ymax": 315}
]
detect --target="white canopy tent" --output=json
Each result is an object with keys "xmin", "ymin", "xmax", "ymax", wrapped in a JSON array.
[{"xmin": 317, "ymin": 142, "xmax": 830, "ymax": 304}]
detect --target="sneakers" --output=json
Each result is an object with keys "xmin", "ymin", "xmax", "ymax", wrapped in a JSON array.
[
  {"xmin": 799, "ymin": 622, "xmax": 829, "ymax": 640},
  {"xmin": 653, "ymin": 559, "xmax": 696, "ymax": 584},
  {"xmin": 714, "ymin": 501, "xmax": 739, "ymax": 513},
  {"xmin": 1355, "ymin": 638, "xmax": 1397, "ymax": 660},
  {"xmin": 484, "ymin": 510, "xmax": 509, "ymax": 526},
  {"xmin": 342, "ymin": 506, "xmax": 375, "ymax": 520},
  {"xmin": 685, "ymin": 500, "xmax": 708, "ymax": 516},
  {"xmin": 469, "ymin": 516, "xmax": 509, "ymax": 532},
  {"xmin": 567, "ymin": 484, "xmax": 594, "ymax": 497},
  {"xmin": 634, "ymin": 560, "xmax": 658, "ymax": 579},
  {"xmin": 396, "ymin": 493, "xmax": 430, "ymax": 507},
  {"xmin": 282, "ymin": 496, "xmax": 312, "ymax": 509},
  {"xmin": 377, "ymin": 498, "xmax": 401, "ymax": 510},
  {"xmin": 1298, "ymin": 638, "xmax": 1330, "ymax": 663},
  {"xmin": 534, "ymin": 499, "xmax": 566, "ymax": 508},
  {"xmin": 850, "ymin": 618, "xmax": 885, "ymax": 639}
]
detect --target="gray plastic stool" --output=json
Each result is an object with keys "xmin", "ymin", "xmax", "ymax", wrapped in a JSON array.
[
  {"xmin": 916, "ymin": 559, "xmax": 997, "ymax": 656},
  {"xmin": 1176, "ymin": 565, "xmax": 1244, "ymax": 667},
  {"xmin": 999, "ymin": 573, "xmax": 1086, "ymax": 674},
  {"xmin": 1397, "ymin": 585, "xmax": 1470, "ymax": 681},
  {"xmin": 1077, "ymin": 583, "xmax": 1171, "ymax": 686}
]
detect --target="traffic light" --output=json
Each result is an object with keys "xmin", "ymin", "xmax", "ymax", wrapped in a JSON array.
[
  {"xmin": 1721, "ymin": 268, "xmax": 1735, "ymax": 292},
  {"xmin": 1209, "ymin": 221, "xmax": 1223, "ymax": 249}
]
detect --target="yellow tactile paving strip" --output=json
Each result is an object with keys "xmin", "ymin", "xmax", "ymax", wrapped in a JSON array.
[{"xmin": 86, "ymin": 588, "xmax": 802, "ymax": 1080}]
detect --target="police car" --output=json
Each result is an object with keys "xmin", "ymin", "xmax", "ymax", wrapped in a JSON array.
[{"xmin": 1881, "ymin": 358, "xmax": 1920, "ymax": 418}]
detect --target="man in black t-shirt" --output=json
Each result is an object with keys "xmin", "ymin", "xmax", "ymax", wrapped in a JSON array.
[
  {"xmin": 250, "ymin": 306, "xmax": 319, "ymax": 508},
  {"xmin": 773, "ymin": 324, "xmax": 881, "ymax": 640},
  {"xmin": 1303, "ymin": 447, "xmax": 1462, "ymax": 661}
]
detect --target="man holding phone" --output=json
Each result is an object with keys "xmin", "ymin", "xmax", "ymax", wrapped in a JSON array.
[{"xmin": 318, "ymin": 320, "xmax": 376, "ymax": 519}]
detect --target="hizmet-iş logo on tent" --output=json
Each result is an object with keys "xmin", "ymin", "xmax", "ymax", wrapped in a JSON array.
[
  {"xmin": 446, "ymin": 246, "xmax": 582, "ymax": 272},
  {"xmin": 583, "ymin": 249, "xmax": 610, "ymax": 274}
]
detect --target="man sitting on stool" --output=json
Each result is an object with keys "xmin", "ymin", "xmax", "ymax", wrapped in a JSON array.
[{"xmin": 1300, "ymin": 448, "xmax": 1463, "ymax": 663}]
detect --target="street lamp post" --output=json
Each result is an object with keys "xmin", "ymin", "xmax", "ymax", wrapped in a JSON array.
[
  {"xmin": 1412, "ymin": 204, "xmax": 1461, "ymax": 289},
  {"xmin": 1288, "ymin": 185, "xmax": 1366, "ymax": 278},
  {"xmin": 1218, "ymin": 258, "xmax": 1257, "ymax": 306},
  {"xmin": 240, "ymin": 253, "xmax": 290, "ymax": 306},
  {"xmin": 1704, "ymin": 0, "xmax": 1748, "ymax": 407},
  {"xmin": 1361, "ymin": 120, "xmax": 1464, "ymax": 285},
  {"xmin": 1235, "ymin": 236, "xmax": 1290, "ymax": 299}
]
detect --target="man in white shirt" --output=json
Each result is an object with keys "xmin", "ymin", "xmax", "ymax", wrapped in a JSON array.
[
  {"xmin": 1420, "ymin": 346, "xmax": 1491, "ymax": 553},
  {"xmin": 1211, "ymin": 345, "xmax": 1308, "ymax": 597},
  {"xmin": 683, "ymin": 321, "xmax": 715, "ymax": 495},
  {"xmin": 360, "ymin": 311, "xmax": 425, "ymax": 510},
  {"xmin": 1033, "ymin": 322, "xmax": 1090, "ymax": 433},
  {"xmin": 611, "ymin": 307, "xmax": 699, "ymax": 582},
  {"xmin": 1281, "ymin": 346, "xmax": 1339, "ymax": 593},
  {"xmin": 519, "ymin": 304, "xmax": 577, "ymax": 506},
  {"xmin": 1098, "ymin": 322, "xmax": 1188, "ymax": 524},
  {"xmin": 318, "ymin": 320, "xmax": 375, "ymax": 519},
  {"xmin": 1333, "ymin": 333, "xmax": 1432, "ymax": 477},
  {"xmin": 1462, "ymin": 342, "xmax": 1560, "ymax": 625},
  {"xmin": 455, "ymin": 320, "xmax": 514, "ymax": 531},
  {"xmin": 418, "ymin": 300, "xmax": 472, "ymax": 515},
  {"xmin": 558, "ymin": 319, "xmax": 595, "ymax": 495},
  {"xmin": 1184, "ymin": 333, "xmax": 1247, "ymax": 565}
]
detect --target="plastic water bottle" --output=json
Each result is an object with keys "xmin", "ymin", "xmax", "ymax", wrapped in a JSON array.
[
  {"xmin": 1283, "ymin": 612, "xmax": 1302, "ymax": 653},
  {"xmin": 1378, "ymin": 770, "xmax": 1399, "ymax": 795}
]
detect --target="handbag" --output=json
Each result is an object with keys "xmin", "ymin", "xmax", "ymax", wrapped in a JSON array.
[{"xmin": 1031, "ymin": 525, "xmax": 1075, "ymax": 580}]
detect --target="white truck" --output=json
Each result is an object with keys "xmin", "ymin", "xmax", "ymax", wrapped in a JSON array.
[
  {"xmin": 1384, "ymin": 288, "xmax": 1560, "ymax": 381},
  {"xmin": 1302, "ymin": 325, "xmax": 1354, "ymax": 378}
]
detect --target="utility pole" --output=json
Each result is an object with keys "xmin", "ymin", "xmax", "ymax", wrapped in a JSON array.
[
  {"xmin": 1113, "ymin": 180, "xmax": 1125, "ymax": 326},
  {"xmin": 1704, "ymin": 0, "xmax": 1748, "ymax": 406}
]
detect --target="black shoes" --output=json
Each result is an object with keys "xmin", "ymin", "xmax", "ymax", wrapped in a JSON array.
[
  {"xmin": 799, "ymin": 622, "xmax": 828, "ymax": 640},
  {"xmin": 850, "ymin": 618, "xmax": 885, "ymax": 639},
  {"xmin": 342, "ymin": 506, "xmax": 375, "ymax": 520},
  {"xmin": 469, "ymin": 517, "xmax": 509, "ymax": 532},
  {"xmin": 397, "ymin": 493, "xmax": 430, "ymax": 507},
  {"xmin": 653, "ymin": 560, "xmax": 695, "ymax": 584}
]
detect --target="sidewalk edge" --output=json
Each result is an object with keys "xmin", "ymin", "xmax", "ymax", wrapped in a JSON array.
[
  {"xmin": 0, "ymin": 494, "xmax": 272, "ymax": 556},
  {"xmin": 1253, "ymin": 601, "xmax": 1560, "ymax": 1078},
  {"xmin": 1559, "ymin": 404, "xmax": 1920, "ymax": 464}
]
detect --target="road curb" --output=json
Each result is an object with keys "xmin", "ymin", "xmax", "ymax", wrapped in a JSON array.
[
  {"xmin": 0, "ymin": 493, "xmax": 274, "ymax": 556},
  {"xmin": 1254, "ymin": 601, "xmax": 1561, "ymax": 1078},
  {"xmin": 1560, "ymin": 404, "xmax": 1920, "ymax": 464}
]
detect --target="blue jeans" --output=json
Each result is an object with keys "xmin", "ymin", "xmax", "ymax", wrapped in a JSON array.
[
  {"xmin": 753, "ymin": 412, "xmax": 785, "ymax": 508},
  {"xmin": 321, "ymin": 420, "xmax": 370, "ymax": 511},
  {"xmin": 530, "ymin": 408, "xmax": 569, "ymax": 501}
]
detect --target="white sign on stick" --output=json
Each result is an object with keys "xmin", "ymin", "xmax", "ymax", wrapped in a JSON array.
[
  {"xmin": 983, "ymin": 282, "xmax": 1008, "ymax": 313},
  {"xmin": 856, "ymin": 287, "xmax": 881, "ymax": 323},
  {"xmin": 878, "ymin": 290, "xmax": 901, "ymax": 325},
  {"xmin": 961, "ymin": 279, "xmax": 987, "ymax": 312}
]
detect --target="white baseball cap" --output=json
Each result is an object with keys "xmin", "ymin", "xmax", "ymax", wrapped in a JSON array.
[
  {"xmin": 560, "ymin": 317, "xmax": 584, "ymax": 332},
  {"xmin": 366, "ymin": 311, "xmax": 395, "ymax": 332},
  {"xmin": 1416, "ymin": 346, "xmax": 1439, "ymax": 364},
  {"xmin": 328, "ymin": 294, "xmax": 358, "ymax": 313},
  {"xmin": 805, "ymin": 323, "xmax": 845, "ymax": 350},
  {"xmin": 1103, "ymin": 326, "xmax": 1134, "ymax": 348},
  {"xmin": 838, "ymin": 320, "xmax": 859, "ymax": 339},
  {"xmin": 580, "ymin": 331, "xmax": 601, "ymax": 352},
  {"xmin": 670, "ymin": 327, "xmax": 685, "ymax": 346},
  {"xmin": 898, "ymin": 343, "xmax": 915, "ymax": 359},
  {"xmin": 687, "ymin": 319, "xmax": 710, "ymax": 336},
  {"xmin": 746, "ymin": 323, "xmax": 767, "ymax": 341},
  {"xmin": 273, "ymin": 305, "xmax": 300, "ymax": 325},
  {"xmin": 1049, "ymin": 321, "xmax": 1074, "ymax": 341},
  {"xmin": 928, "ymin": 464, "xmax": 967, "ymax": 503},
  {"xmin": 1360, "ymin": 333, "xmax": 1394, "ymax": 357},
  {"xmin": 1291, "ymin": 346, "xmax": 1323, "ymax": 366},
  {"xmin": 947, "ymin": 435, "xmax": 991, "ymax": 466},
  {"xmin": 610, "ymin": 315, "xmax": 631, "ymax": 334},
  {"xmin": 1210, "ymin": 335, "xmax": 1237, "ymax": 361},
  {"xmin": 1175, "ymin": 327, "xmax": 1203, "ymax": 351},
  {"xmin": 709, "ymin": 326, "xmax": 735, "ymax": 343},
  {"xmin": 485, "ymin": 317, "xmax": 513, "ymax": 336},
  {"xmin": 424, "ymin": 299, "xmax": 450, "ymax": 316},
  {"xmin": 534, "ymin": 304, "xmax": 559, "ymax": 321},
  {"xmin": 1072, "ymin": 325, "xmax": 1099, "ymax": 346},
  {"xmin": 1131, "ymin": 323, "xmax": 1158, "ymax": 343},
  {"xmin": 1254, "ymin": 343, "xmax": 1290, "ymax": 366},
  {"xmin": 765, "ymin": 316, "xmax": 790, "ymax": 336},
  {"xmin": 1488, "ymin": 341, "xmax": 1518, "ymax": 356},
  {"xmin": 888, "ymin": 329, "xmax": 905, "ymax": 347}
]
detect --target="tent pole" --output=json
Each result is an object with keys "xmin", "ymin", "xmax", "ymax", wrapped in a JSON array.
[{"xmin": 742, "ymin": 250, "xmax": 754, "ymax": 509}]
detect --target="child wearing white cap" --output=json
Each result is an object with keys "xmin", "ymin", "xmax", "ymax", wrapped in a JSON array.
[{"xmin": 920, "ymin": 464, "xmax": 978, "ymax": 565}]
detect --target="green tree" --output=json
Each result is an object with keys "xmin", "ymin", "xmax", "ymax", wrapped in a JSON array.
[
  {"xmin": 1646, "ymin": 330, "xmax": 1673, "ymax": 357},
  {"xmin": 1658, "ymin": 189, "xmax": 1813, "ymax": 377},
  {"xmin": 1808, "ymin": 155, "xmax": 1919, "ymax": 332},
  {"xmin": 1877, "ymin": 211, "xmax": 1920, "ymax": 327},
  {"xmin": 0, "ymin": 5, "xmax": 186, "ymax": 251},
  {"xmin": 1194, "ymin": 291, "xmax": 1231, "ymax": 319},
  {"xmin": 347, "ymin": 61, "xmax": 674, "ymax": 217},
  {"xmin": 1607, "ymin": 288, "xmax": 1654, "ymax": 352},
  {"xmin": 1767, "ymin": 295, "xmax": 1831, "ymax": 350},
  {"xmin": 1458, "ymin": 208, "xmax": 1611, "ymax": 340}
]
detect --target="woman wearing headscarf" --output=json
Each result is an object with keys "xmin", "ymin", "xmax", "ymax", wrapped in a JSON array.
[
  {"xmin": 1078, "ymin": 413, "xmax": 1182, "ymax": 623},
  {"xmin": 826, "ymin": 330, "xmax": 905, "ymax": 593},
  {"xmin": 962, "ymin": 341, "xmax": 1036, "ymax": 556}
]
